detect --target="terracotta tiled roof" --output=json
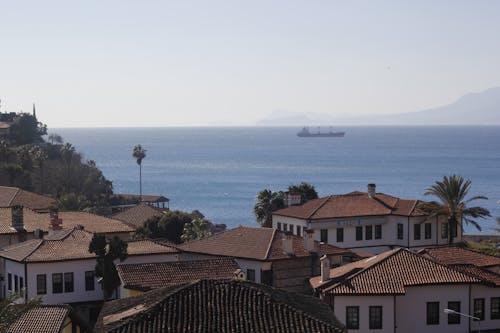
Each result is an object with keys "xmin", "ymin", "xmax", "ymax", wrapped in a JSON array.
[
  {"xmin": 451, "ymin": 264, "xmax": 500, "ymax": 286},
  {"xmin": 117, "ymin": 258, "xmax": 240, "ymax": 291},
  {"xmin": 112, "ymin": 205, "xmax": 167, "ymax": 228},
  {"xmin": 126, "ymin": 239, "xmax": 179, "ymax": 256},
  {"xmin": 313, "ymin": 248, "xmax": 479, "ymax": 295},
  {"xmin": 7, "ymin": 304, "xmax": 89, "ymax": 333},
  {"xmin": 0, "ymin": 208, "xmax": 134, "ymax": 235},
  {"xmin": 95, "ymin": 279, "xmax": 346, "ymax": 333},
  {"xmin": 418, "ymin": 246, "xmax": 500, "ymax": 268},
  {"xmin": 0, "ymin": 228, "xmax": 178, "ymax": 263},
  {"xmin": 0, "ymin": 186, "xmax": 55, "ymax": 211},
  {"xmin": 7, "ymin": 305, "xmax": 71, "ymax": 333},
  {"xmin": 178, "ymin": 226, "xmax": 351, "ymax": 261},
  {"xmin": 273, "ymin": 191, "xmax": 425, "ymax": 220}
]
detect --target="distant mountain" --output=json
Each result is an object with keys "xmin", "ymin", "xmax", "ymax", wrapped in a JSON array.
[{"xmin": 256, "ymin": 87, "xmax": 500, "ymax": 126}]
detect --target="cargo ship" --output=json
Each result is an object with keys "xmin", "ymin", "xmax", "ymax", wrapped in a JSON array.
[{"xmin": 297, "ymin": 127, "xmax": 345, "ymax": 137}]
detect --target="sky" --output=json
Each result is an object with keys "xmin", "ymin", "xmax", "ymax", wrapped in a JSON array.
[{"xmin": 1, "ymin": 1, "xmax": 500, "ymax": 127}]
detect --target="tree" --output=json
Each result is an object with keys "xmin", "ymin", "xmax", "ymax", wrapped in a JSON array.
[
  {"xmin": 135, "ymin": 210, "xmax": 192, "ymax": 244},
  {"xmin": 8, "ymin": 113, "xmax": 47, "ymax": 145},
  {"xmin": 418, "ymin": 175, "xmax": 491, "ymax": 244},
  {"xmin": 30, "ymin": 146, "xmax": 48, "ymax": 193},
  {"xmin": 0, "ymin": 294, "xmax": 41, "ymax": 333},
  {"xmin": 47, "ymin": 133, "xmax": 63, "ymax": 145},
  {"xmin": 254, "ymin": 189, "xmax": 285, "ymax": 227},
  {"xmin": 132, "ymin": 145, "xmax": 146, "ymax": 197},
  {"xmin": 181, "ymin": 218, "xmax": 213, "ymax": 242},
  {"xmin": 88, "ymin": 234, "xmax": 128, "ymax": 300},
  {"xmin": 288, "ymin": 182, "xmax": 319, "ymax": 203}
]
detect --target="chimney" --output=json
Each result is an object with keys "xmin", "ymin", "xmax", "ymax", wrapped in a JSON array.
[
  {"xmin": 367, "ymin": 183, "xmax": 376, "ymax": 197},
  {"xmin": 320, "ymin": 255, "xmax": 330, "ymax": 283},
  {"xmin": 304, "ymin": 229, "xmax": 315, "ymax": 252},
  {"xmin": 11, "ymin": 206, "xmax": 24, "ymax": 231},
  {"xmin": 284, "ymin": 192, "xmax": 302, "ymax": 207},
  {"xmin": 48, "ymin": 208, "xmax": 63, "ymax": 235},
  {"xmin": 282, "ymin": 232, "xmax": 294, "ymax": 255}
]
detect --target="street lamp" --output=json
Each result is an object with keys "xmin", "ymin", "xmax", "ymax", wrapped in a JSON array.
[{"xmin": 444, "ymin": 308, "xmax": 480, "ymax": 333}]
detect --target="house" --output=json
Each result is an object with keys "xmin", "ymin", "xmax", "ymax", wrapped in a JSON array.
[
  {"xmin": 310, "ymin": 248, "xmax": 500, "ymax": 333},
  {"xmin": 272, "ymin": 184, "xmax": 456, "ymax": 254},
  {"xmin": 116, "ymin": 257, "xmax": 241, "ymax": 298},
  {"xmin": 0, "ymin": 226, "xmax": 180, "ymax": 304},
  {"xmin": 111, "ymin": 193, "xmax": 169, "ymax": 209},
  {"xmin": 7, "ymin": 304, "xmax": 89, "ymax": 333},
  {"xmin": 111, "ymin": 204, "xmax": 167, "ymax": 229},
  {"xmin": 419, "ymin": 245, "xmax": 500, "ymax": 274},
  {"xmin": 94, "ymin": 279, "xmax": 347, "ymax": 333},
  {"xmin": 0, "ymin": 186, "xmax": 56, "ymax": 211},
  {"xmin": 178, "ymin": 226, "xmax": 356, "ymax": 293},
  {"xmin": 0, "ymin": 206, "xmax": 134, "ymax": 248}
]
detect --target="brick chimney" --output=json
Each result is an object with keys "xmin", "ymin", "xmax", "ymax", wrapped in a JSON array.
[
  {"xmin": 304, "ymin": 229, "xmax": 315, "ymax": 252},
  {"xmin": 11, "ymin": 205, "xmax": 24, "ymax": 231},
  {"xmin": 320, "ymin": 255, "xmax": 330, "ymax": 283},
  {"xmin": 282, "ymin": 232, "xmax": 294, "ymax": 255},
  {"xmin": 367, "ymin": 183, "xmax": 376, "ymax": 197},
  {"xmin": 48, "ymin": 208, "xmax": 63, "ymax": 235}
]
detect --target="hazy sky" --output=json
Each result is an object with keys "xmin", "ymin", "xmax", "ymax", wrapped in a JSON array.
[{"xmin": 1, "ymin": 1, "xmax": 499, "ymax": 127}]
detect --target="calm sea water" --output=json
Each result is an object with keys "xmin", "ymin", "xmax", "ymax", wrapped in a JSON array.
[{"xmin": 54, "ymin": 126, "xmax": 500, "ymax": 234}]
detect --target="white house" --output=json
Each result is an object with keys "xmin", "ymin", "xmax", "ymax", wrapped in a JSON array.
[
  {"xmin": 272, "ymin": 184, "xmax": 457, "ymax": 254},
  {"xmin": 310, "ymin": 248, "xmax": 500, "ymax": 333},
  {"xmin": 0, "ymin": 227, "xmax": 180, "ymax": 304}
]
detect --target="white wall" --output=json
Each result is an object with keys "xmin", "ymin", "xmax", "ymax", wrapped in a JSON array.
[
  {"xmin": 471, "ymin": 284, "xmax": 500, "ymax": 331},
  {"xmin": 396, "ymin": 285, "xmax": 471, "ymax": 333},
  {"xmin": 3, "ymin": 260, "xmax": 25, "ymax": 299},
  {"xmin": 333, "ymin": 295, "xmax": 394, "ymax": 333}
]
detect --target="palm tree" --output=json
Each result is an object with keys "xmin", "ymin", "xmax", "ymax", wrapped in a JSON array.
[
  {"xmin": 132, "ymin": 145, "xmax": 146, "ymax": 198},
  {"xmin": 30, "ymin": 147, "xmax": 48, "ymax": 193},
  {"xmin": 254, "ymin": 189, "xmax": 285, "ymax": 227},
  {"xmin": 418, "ymin": 175, "xmax": 491, "ymax": 244}
]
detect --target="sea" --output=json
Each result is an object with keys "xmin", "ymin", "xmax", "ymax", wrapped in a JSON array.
[{"xmin": 54, "ymin": 126, "xmax": 500, "ymax": 234}]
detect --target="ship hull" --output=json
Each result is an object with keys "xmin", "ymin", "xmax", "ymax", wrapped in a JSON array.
[{"xmin": 297, "ymin": 132, "xmax": 345, "ymax": 137}]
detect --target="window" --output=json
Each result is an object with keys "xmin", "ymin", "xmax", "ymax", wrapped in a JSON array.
[
  {"xmin": 441, "ymin": 222, "xmax": 448, "ymax": 239},
  {"xmin": 491, "ymin": 297, "xmax": 500, "ymax": 320},
  {"xmin": 37, "ymin": 274, "xmax": 47, "ymax": 295},
  {"xmin": 356, "ymin": 226, "xmax": 363, "ymax": 241},
  {"xmin": 474, "ymin": 298, "xmax": 484, "ymax": 321},
  {"xmin": 247, "ymin": 269, "xmax": 256, "ymax": 282},
  {"xmin": 346, "ymin": 306, "xmax": 359, "ymax": 329},
  {"xmin": 369, "ymin": 306, "xmax": 383, "ymax": 329},
  {"xmin": 64, "ymin": 273, "xmax": 74, "ymax": 293},
  {"xmin": 19, "ymin": 277, "xmax": 24, "ymax": 296},
  {"xmin": 397, "ymin": 223, "xmax": 404, "ymax": 240},
  {"xmin": 320, "ymin": 229, "xmax": 328, "ymax": 243},
  {"xmin": 283, "ymin": 223, "xmax": 288, "ymax": 232},
  {"xmin": 277, "ymin": 222, "xmax": 282, "ymax": 231},
  {"xmin": 52, "ymin": 273, "xmax": 63, "ymax": 294},
  {"xmin": 426, "ymin": 302, "xmax": 439, "ymax": 325},
  {"xmin": 85, "ymin": 271, "xmax": 95, "ymax": 291},
  {"xmin": 8, "ymin": 273, "xmax": 12, "ymax": 291},
  {"xmin": 296, "ymin": 225, "xmax": 301, "ymax": 237},
  {"xmin": 289, "ymin": 224, "xmax": 294, "ymax": 233},
  {"xmin": 14, "ymin": 275, "xmax": 18, "ymax": 292},
  {"xmin": 375, "ymin": 225, "xmax": 382, "ymax": 239},
  {"xmin": 365, "ymin": 225, "xmax": 373, "ymax": 240},
  {"xmin": 336, "ymin": 228, "xmax": 344, "ymax": 243},
  {"xmin": 447, "ymin": 301, "xmax": 461, "ymax": 324},
  {"xmin": 414, "ymin": 223, "xmax": 421, "ymax": 240},
  {"xmin": 425, "ymin": 223, "xmax": 432, "ymax": 239}
]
